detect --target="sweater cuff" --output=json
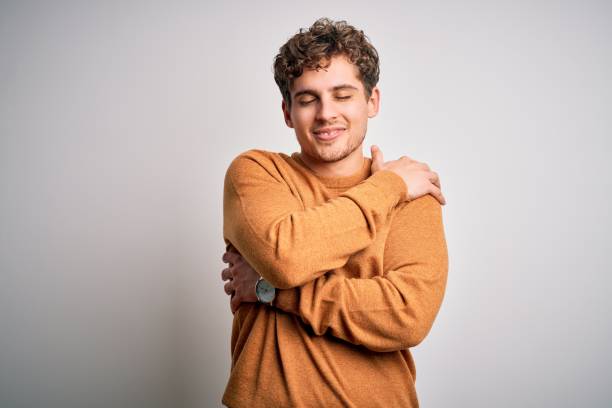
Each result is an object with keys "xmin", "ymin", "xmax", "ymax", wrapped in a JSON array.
[{"xmin": 273, "ymin": 288, "xmax": 300, "ymax": 314}]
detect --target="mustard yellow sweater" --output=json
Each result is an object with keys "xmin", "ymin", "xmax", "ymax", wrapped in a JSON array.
[{"xmin": 222, "ymin": 149, "xmax": 448, "ymax": 408}]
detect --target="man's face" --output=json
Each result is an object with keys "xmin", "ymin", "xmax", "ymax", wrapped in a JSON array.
[{"xmin": 282, "ymin": 54, "xmax": 380, "ymax": 164}]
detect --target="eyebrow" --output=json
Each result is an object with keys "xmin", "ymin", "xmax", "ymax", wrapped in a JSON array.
[{"xmin": 293, "ymin": 84, "xmax": 359, "ymax": 99}]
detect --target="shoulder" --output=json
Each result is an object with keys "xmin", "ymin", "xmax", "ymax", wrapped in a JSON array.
[
  {"xmin": 225, "ymin": 149, "xmax": 293, "ymax": 186},
  {"xmin": 391, "ymin": 194, "xmax": 444, "ymax": 231},
  {"xmin": 384, "ymin": 194, "xmax": 447, "ymax": 262},
  {"xmin": 227, "ymin": 149, "xmax": 288, "ymax": 170}
]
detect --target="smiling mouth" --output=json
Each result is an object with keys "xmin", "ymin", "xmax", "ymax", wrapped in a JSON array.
[{"xmin": 313, "ymin": 128, "xmax": 345, "ymax": 141}]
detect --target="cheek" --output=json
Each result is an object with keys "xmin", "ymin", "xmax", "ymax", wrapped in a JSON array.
[
  {"xmin": 292, "ymin": 110, "xmax": 314, "ymax": 130},
  {"xmin": 347, "ymin": 105, "xmax": 368, "ymax": 126}
]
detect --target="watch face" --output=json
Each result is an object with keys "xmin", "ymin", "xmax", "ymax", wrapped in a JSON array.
[{"xmin": 256, "ymin": 279, "xmax": 275, "ymax": 303}]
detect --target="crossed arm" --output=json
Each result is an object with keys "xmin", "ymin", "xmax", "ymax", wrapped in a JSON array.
[{"xmin": 222, "ymin": 150, "xmax": 448, "ymax": 352}]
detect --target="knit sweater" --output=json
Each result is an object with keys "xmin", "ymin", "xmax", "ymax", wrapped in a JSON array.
[{"xmin": 221, "ymin": 149, "xmax": 448, "ymax": 408}]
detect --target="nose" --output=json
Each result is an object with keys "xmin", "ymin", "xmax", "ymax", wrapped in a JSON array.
[{"xmin": 315, "ymin": 96, "xmax": 338, "ymax": 122}]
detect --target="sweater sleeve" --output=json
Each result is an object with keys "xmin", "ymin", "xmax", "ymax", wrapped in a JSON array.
[
  {"xmin": 272, "ymin": 194, "xmax": 449, "ymax": 352},
  {"xmin": 223, "ymin": 150, "xmax": 407, "ymax": 289}
]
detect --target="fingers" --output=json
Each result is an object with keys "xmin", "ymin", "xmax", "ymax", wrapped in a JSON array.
[
  {"xmin": 222, "ymin": 251, "xmax": 240, "ymax": 265},
  {"xmin": 429, "ymin": 185, "xmax": 447, "ymax": 206},
  {"xmin": 230, "ymin": 293, "xmax": 240, "ymax": 314},
  {"xmin": 221, "ymin": 267, "xmax": 233, "ymax": 281},
  {"xmin": 417, "ymin": 162, "xmax": 430, "ymax": 171},
  {"xmin": 221, "ymin": 249, "xmax": 248, "ymax": 314},
  {"xmin": 429, "ymin": 171, "xmax": 441, "ymax": 189},
  {"xmin": 224, "ymin": 280, "xmax": 234, "ymax": 295}
]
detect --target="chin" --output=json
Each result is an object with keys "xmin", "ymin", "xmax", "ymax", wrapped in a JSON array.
[{"xmin": 316, "ymin": 148, "xmax": 352, "ymax": 163}]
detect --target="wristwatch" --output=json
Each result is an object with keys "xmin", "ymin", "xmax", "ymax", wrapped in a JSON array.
[{"xmin": 255, "ymin": 277, "xmax": 276, "ymax": 304}]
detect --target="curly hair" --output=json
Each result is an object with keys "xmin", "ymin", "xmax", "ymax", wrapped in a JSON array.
[{"xmin": 273, "ymin": 18, "xmax": 380, "ymax": 109}]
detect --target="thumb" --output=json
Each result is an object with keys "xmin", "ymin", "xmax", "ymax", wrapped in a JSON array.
[{"xmin": 371, "ymin": 145, "xmax": 384, "ymax": 169}]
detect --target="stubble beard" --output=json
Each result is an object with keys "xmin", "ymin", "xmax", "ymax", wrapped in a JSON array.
[{"xmin": 310, "ymin": 131, "xmax": 366, "ymax": 163}]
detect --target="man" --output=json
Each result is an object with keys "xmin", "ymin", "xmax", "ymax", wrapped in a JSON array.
[{"xmin": 220, "ymin": 17, "xmax": 448, "ymax": 407}]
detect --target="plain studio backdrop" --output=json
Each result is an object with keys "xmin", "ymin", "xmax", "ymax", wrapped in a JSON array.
[{"xmin": 1, "ymin": 1, "xmax": 610, "ymax": 407}]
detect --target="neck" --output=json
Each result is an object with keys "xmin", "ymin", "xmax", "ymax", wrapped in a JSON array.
[{"xmin": 298, "ymin": 147, "xmax": 365, "ymax": 178}]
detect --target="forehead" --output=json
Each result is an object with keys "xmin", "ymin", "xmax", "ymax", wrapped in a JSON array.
[{"xmin": 290, "ymin": 55, "xmax": 364, "ymax": 95}]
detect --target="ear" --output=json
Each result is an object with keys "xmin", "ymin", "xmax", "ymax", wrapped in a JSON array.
[
  {"xmin": 281, "ymin": 99, "xmax": 294, "ymax": 128},
  {"xmin": 367, "ymin": 86, "xmax": 380, "ymax": 118}
]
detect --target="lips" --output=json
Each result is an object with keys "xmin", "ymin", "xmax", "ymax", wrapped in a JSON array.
[{"xmin": 313, "ymin": 127, "xmax": 346, "ymax": 141}]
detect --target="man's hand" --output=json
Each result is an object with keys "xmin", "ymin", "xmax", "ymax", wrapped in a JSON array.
[
  {"xmin": 370, "ymin": 145, "xmax": 446, "ymax": 205},
  {"xmin": 221, "ymin": 245, "xmax": 260, "ymax": 314}
]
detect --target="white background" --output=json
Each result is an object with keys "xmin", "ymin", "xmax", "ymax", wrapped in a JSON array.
[{"xmin": 1, "ymin": 1, "xmax": 611, "ymax": 407}]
